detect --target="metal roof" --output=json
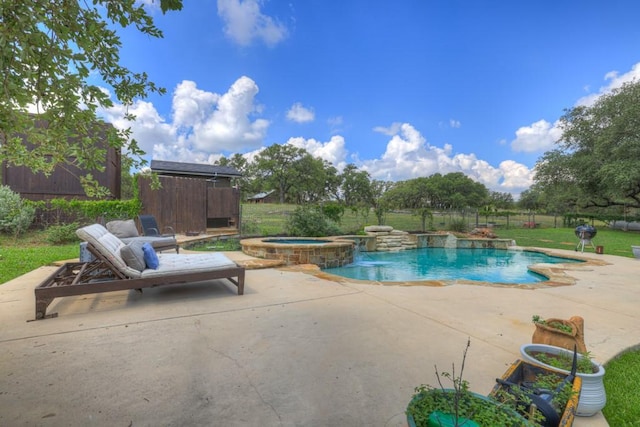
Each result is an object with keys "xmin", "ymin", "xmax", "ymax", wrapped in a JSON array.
[
  {"xmin": 247, "ymin": 190, "xmax": 276, "ymax": 200},
  {"xmin": 150, "ymin": 160, "xmax": 242, "ymax": 177}
]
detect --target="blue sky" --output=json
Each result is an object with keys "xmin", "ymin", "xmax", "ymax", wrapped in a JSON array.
[{"xmin": 100, "ymin": 0, "xmax": 640, "ymax": 196}]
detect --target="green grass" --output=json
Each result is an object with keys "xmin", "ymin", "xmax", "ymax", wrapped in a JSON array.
[
  {"xmin": 603, "ymin": 348, "xmax": 640, "ymax": 426},
  {"xmin": 0, "ymin": 231, "xmax": 78, "ymax": 284},
  {"xmin": 496, "ymin": 226, "xmax": 639, "ymax": 258}
]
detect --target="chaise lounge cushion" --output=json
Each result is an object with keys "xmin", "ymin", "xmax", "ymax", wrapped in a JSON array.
[
  {"xmin": 120, "ymin": 241, "xmax": 146, "ymax": 272},
  {"xmin": 106, "ymin": 219, "xmax": 139, "ymax": 238},
  {"xmin": 76, "ymin": 224, "xmax": 142, "ymax": 278}
]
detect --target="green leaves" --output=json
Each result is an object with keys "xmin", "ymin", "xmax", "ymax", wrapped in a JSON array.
[
  {"xmin": 536, "ymin": 81, "xmax": 640, "ymax": 209},
  {"xmin": 1, "ymin": 0, "xmax": 182, "ymax": 197}
]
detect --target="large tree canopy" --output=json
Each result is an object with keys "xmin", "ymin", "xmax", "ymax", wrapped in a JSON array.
[
  {"xmin": 0, "ymin": 0, "xmax": 182, "ymax": 196},
  {"xmin": 534, "ymin": 81, "xmax": 640, "ymax": 209}
]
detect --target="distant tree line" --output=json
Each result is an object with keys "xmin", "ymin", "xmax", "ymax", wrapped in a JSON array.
[{"xmin": 210, "ymin": 144, "xmax": 517, "ymax": 229}]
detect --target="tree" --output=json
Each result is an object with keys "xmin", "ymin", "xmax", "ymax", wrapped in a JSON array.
[
  {"xmin": 534, "ymin": 80, "xmax": 640, "ymax": 209},
  {"xmin": 253, "ymin": 144, "xmax": 307, "ymax": 203},
  {"xmin": 369, "ymin": 179, "xmax": 393, "ymax": 225},
  {"xmin": 0, "ymin": 0, "xmax": 182, "ymax": 197},
  {"xmin": 289, "ymin": 155, "xmax": 338, "ymax": 204},
  {"xmin": 384, "ymin": 177, "xmax": 434, "ymax": 231},
  {"xmin": 488, "ymin": 191, "xmax": 515, "ymax": 210},
  {"xmin": 217, "ymin": 153, "xmax": 252, "ymax": 196},
  {"xmin": 339, "ymin": 164, "xmax": 372, "ymax": 207}
]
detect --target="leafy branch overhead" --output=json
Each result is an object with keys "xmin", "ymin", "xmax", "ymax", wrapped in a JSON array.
[{"xmin": 0, "ymin": 0, "xmax": 182, "ymax": 197}]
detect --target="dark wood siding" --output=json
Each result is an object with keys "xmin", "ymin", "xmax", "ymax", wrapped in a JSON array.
[
  {"xmin": 2, "ymin": 142, "xmax": 121, "ymax": 201},
  {"xmin": 139, "ymin": 176, "xmax": 239, "ymax": 233}
]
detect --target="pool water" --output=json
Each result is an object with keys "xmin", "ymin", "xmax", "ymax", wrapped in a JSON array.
[{"xmin": 323, "ymin": 248, "xmax": 581, "ymax": 284}]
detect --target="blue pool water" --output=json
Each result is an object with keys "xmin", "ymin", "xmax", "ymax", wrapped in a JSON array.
[{"xmin": 323, "ymin": 248, "xmax": 581, "ymax": 284}]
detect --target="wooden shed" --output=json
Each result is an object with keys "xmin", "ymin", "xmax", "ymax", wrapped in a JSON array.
[
  {"xmin": 138, "ymin": 160, "xmax": 242, "ymax": 234},
  {"xmin": 1, "ymin": 123, "xmax": 121, "ymax": 201}
]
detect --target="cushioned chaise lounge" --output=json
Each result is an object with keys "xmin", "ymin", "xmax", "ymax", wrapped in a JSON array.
[{"xmin": 33, "ymin": 224, "xmax": 244, "ymax": 320}]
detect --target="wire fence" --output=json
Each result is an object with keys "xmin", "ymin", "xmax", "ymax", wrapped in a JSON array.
[{"xmin": 239, "ymin": 203, "xmax": 568, "ymax": 237}]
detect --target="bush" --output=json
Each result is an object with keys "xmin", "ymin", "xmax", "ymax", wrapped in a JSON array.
[
  {"xmin": 0, "ymin": 186, "xmax": 36, "ymax": 236},
  {"xmin": 448, "ymin": 218, "xmax": 467, "ymax": 233},
  {"xmin": 286, "ymin": 205, "xmax": 341, "ymax": 237},
  {"xmin": 46, "ymin": 222, "xmax": 81, "ymax": 245},
  {"xmin": 321, "ymin": 202, "xmax": 345, "ymax": 224}
]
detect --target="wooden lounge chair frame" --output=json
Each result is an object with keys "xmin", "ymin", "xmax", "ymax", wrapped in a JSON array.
[{"xmin": 33, "ymin": 242, "xmax": 245, "ymax": 320}]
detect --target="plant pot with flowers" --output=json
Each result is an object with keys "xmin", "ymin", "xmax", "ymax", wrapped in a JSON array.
[{"xmin": 531, "ymin": 315, "xmax": 587, "ymax": 354}]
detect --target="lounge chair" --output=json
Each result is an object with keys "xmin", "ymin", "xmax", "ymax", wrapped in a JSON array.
[
  {"xmin": 33, "ymin": 224, "xmax": 244, "ymax": 320},
  {"xmin": 106, "ymin": 218, "xmax": 179, "ymax": 253},
  {"xmin": 138, "ymin": 214, "xmax": 175, "ymax": 238}
]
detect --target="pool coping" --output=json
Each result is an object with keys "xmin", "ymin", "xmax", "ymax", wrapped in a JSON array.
[{"xmin": 277, "ymin": 246, "xmax": 610, "ymax": 289}]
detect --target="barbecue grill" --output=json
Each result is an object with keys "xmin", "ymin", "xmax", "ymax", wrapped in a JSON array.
[{"xmin": 575, "ymin": 225, "xmax": 597, "ymax": 252}]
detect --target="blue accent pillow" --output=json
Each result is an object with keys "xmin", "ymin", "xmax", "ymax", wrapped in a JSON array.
[{"xmin": 141, "ymin": 242, "xmax": 160, "ymax": 270}]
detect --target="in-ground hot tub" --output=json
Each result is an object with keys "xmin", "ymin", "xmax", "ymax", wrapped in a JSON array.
[{"xmin": 240, "ymin": 237, "xmax": 354, "ymax": 268}]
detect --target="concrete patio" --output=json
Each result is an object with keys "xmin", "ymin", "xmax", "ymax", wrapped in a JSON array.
[{"xmin": 1, "ymin": 247, "xmax": 638, "ymax": 426}]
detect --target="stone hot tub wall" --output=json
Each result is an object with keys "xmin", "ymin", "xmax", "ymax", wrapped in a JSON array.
[{"xmin": 240, "ymin": 238, "xmax": 355, "ymax": 268}]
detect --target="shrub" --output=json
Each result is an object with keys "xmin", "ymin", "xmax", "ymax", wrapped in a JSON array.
[
  {"xmin": 448, "ymin": 218, "xmax": 467, "ymax": 233},
  {"xmin": 321, "ymin": 202, "xmax": 345, "ymax": 224},
  {"xmin": 0, "ymin": 186, "xmax": 36, "ymax": 236},
  {"xmin": 46, "ymin": 222, "xmax": 81, "ymax": 245},
  {"xmin": 286, "ymin": 205, "xmax": 341, "ymax": 237}
]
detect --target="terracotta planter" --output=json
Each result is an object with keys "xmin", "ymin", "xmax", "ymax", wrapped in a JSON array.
[
  {"xmin": 520, "ymin": 344, "xmax": 606, "ymax": 417},
  {"xmin": 532, "ymin": 316, "xmax": 587, "ymax": 354}
]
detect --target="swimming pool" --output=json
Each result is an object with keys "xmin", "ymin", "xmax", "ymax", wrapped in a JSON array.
[{"xmin": 323, "ymin": 248, "xmax": 582, "ymax": 284}]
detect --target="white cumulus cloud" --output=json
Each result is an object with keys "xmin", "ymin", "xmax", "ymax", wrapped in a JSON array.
[
  {"xmin": 286, "ymin": 135, "xmax": 348, "ymax": 171},
  {"xmin": 510, "ymin": 119, "xmax": 562, "ymax": 153},
  {"xmin": 217, "ymin": 0, "xmax": 288, "ymax": 47},
  {"xmin": 101, "ymin": 76, "xmax": 269, "ymax": 163},
  {"xmin": 362, "ymin": 123, "xmax": 533, "ymax": 195},
  {"xmin": 286, "ymin": 102, "xmax": 315, "ymax": 123}
]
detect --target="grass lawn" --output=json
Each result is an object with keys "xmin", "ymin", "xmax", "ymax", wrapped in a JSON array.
[
  {"xmin": 0, "ymin": 231, "xmax": 78, "ymax": 285},
  {"xmin": 603, "ymin": 347, "xmax": 640, "ymax": 426}
]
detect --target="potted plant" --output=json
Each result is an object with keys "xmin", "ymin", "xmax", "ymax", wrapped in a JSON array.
[
  {"xmin": 520, "ymin": 343, "xmax": 606, "ymax": 417},
  {"xmin": 406, "ymin": 339, "xmax": 537, "ymax": 426},
  {"xmin": 531, "ymin": 315, "xmax": 587, "ymax": 353},
  {"xmin": 490, "ymin": 358, "xmax": 581, "ymax": 427}
]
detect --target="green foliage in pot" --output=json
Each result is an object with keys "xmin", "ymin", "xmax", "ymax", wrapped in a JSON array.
[
  {"xmin": 525, "ymin": 348, "xmax": 597, "ymax": 374},
  {"xmin": 532, "ymin": 315, "xmax": 573, "ymax": 334},
  {"xmin": 406, "ymin": 339, "xmax": 535, "ymax": 427}
]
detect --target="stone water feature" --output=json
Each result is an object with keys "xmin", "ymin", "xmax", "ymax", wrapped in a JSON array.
[
  {"xmin": 362, "ymin": 226, "xmax": 416, "ymax": 251},
  {"xmin": 342, "ymin": 226, "xmax": 515, "ymax": 253}
]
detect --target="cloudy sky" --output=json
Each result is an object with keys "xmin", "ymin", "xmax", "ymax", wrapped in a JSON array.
[{"xmin": 99, "ymin": 0, "xmax": 640, "ymax": 196}]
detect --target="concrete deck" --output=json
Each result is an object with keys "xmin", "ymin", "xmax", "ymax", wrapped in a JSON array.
[{"xmin": 1, "ymin": 247, "xmax": 638, "ymax": 426}]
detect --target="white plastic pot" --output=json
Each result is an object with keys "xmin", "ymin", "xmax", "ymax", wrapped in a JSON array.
[{"xmin": 520, "ymin": 343, "xmax": 606, "ymax": 417}]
